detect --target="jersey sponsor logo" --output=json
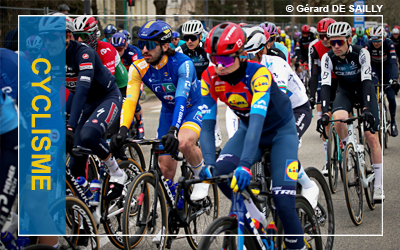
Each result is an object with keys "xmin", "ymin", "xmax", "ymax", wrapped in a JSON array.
[
  {"xmin": 97, "ymin": 108, "xmax": 105, "ymax": 117},
  {"xmin": 360, "ymin": 52, "xmax": 367, "ymax": 65},
  {"xmin": 227, "ymin": 93, "xmax": 249, "ymax": 108},
  {"xmin": 153, "ymin": 83, "xmax": 176, "ymax": 93},
  {"xmin": 284, "ymin": 160, "xmax": 298, "ymax": 181},
  {"xmin": 79, "ymin": 63, "xmax": 93, "ymax": 70},
  {"xmin": 215, "ymin": 86, "xmax": 225, "ymax": 92},
  {"xmin": 92, "ymin": 119, "xmax": 98, "ymax": 123},
  {"xmin": 253, "ymin": 78, "xmax": 270, "ymax": 92},
  {"xmin": 201, "ymin": 81, "xmax": 210, "ymax": 96},
  {"xmin": 271, "ymin": 186, "xmax": 296, "ymax": 196},
  {"xmin": 322, "ymin": 72, "xmax": 329, "ymax": 80},
  {"xmin": 253, "ymin": 99, "xmax": 267, "ymax": 111},
  {"xmin": 164, "ymin": 95, "xmax": 174, "ymax": 101},
  {"xmin": 132, "ymin": 54, "xmax": 138, "ymax": 61},
  {"xmin": 80, "ymin": 76, "xmax": 91, "ymax": 82},
  {"xmin": 236, "ymin": 39, "xmax": 243, "ymax": 48},
  {"xmin": 215, "ymin": 81, "xmax": 225, "ymax": 86},
  {"xmin": 184, "ymin": 80, "xmax": 191, "ymax": 89},
  {"xmin": 82, "ymin": 53, "xmax": 89, "ymax": 59},
  {"xmin": 137, "ymin": 60, "xmax": 148, "ymax": 70},
  {"xmin": 105, "ymin": 102, "xmax": 118, "ymax": 125},
  {"xmin": 193, "ymin": 111, "xmax": 203, "ymax": 122},
  {"xmin": 199, "ymin": 104, "xmax": 211, "ymax": 114},
  {"xmin": 225, "ymin": 26, "xmax": 237, "ymax": 41},
  {"xmin": 350, "ymin": 61, "xmax": 358, "ymax": 69},
  {"xmin": 100, "ymin": 48, "xmax": 111, "ymax": 55}
]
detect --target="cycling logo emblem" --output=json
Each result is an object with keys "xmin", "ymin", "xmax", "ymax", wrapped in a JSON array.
[
  {"xmin": 285, "ymin": 160, "xmax": 298, "ymax": 181},
  {"xmin": 201, "ymin": 81, "xmax": 210, "ymax": 96},
  {"xmin": 227, "ymin": 93, "xmax": 248, "ymax": 108}
]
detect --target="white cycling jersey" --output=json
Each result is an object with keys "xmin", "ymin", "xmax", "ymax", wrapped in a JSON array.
[{"xmin": 260, "ymin": 54, "xmax": 308, "ymax": 109}]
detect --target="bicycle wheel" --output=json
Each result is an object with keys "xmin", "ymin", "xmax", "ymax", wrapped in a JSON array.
[
  {"xmin": 342, "ymin": 143, "xmax": 364, "ymax": 226},
  {"xmin": 123, "ymin": 172, "xmax": 168, "ymax": 250},
  {"xmin": 276, "ymin": 195, "xmax": 323, "ymax": 250},
  {"xmin": 59, "ymin": 196, "xmax": 100, "ymax": 250},
  {"xmin": 123, "ymin": 141, "xmax": 146, "ymax": 170},
  {"xmin": 363, "ymin": 137, "xmax": 376, "ymax": 211},
  {"xmin": 22, "ymin": 245, "xmax": 58, "ymax": 250},
  {"xmin": 378, "ymin": 103, "xmax": 386, "ymax": 154},
  {"xmin": 384, "ymin": 101, "xmax": 390, "ymax": 149},
  {"xmin": 326, "ymin": 124, "xmax": 340, "ymax": 194},
  {"xmin": 197, "ymin": 216, "xmax": 260, "ymax": 250},
  {"xmin": 305, "ymin": 167, "xmax": 335, "ymax": 250}
]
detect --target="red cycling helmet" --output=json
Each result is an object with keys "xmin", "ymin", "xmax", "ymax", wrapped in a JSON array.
[
  {"xmin": 238, "ymin": 23, "xmax": 248, "ymax": 27},
  {"xmin": 301, "ymin": 25, "xmax": 310, "ymax": 33},
  {"xmin": 277, "ymin": 27, "xmax": 281, "ymax": 35},
  {"xmin": 317, "ymin": 18, "xmax": 336, "ymax": 33},
  {"xmin": 351, "ymin": 27, "xmax": 356, "ymax": 35},
  {"xmin": 204, "ymin": 22, "xmax": 245, "ymax": 55}
]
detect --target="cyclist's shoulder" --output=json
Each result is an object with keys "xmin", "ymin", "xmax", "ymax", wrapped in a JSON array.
[
  {"xmin": 169, "ymin": 51, "xmax": 193, "ymax": 66},
  {"xmin": 132, "ymin": 58, "xmax": 149, "ymax": 74}
]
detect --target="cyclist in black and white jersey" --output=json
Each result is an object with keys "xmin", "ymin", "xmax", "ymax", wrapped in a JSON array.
[{"xmin": 318, "ymin": 22, "xmax": 384, "ymax": 201}]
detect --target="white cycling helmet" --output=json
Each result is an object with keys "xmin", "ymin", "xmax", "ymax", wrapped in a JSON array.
[
  {"xmin": 327, "ymin": 22, "xmax": 352, "ymax": 38},
  {"xmin": 182, "ymin": 20, "xmax": 203, "ymax": 35},
  {"xmin": 26, "ymin": 35, "xmax": 43, "ymax": 49},
  {"xmin": 243, "ymin": 27, "xmax": 266, "ymax": 54},
  {"xmin": 310, "ymin": 27, "xmax": 318, "ymax": 36},
  {"xmin": 370, "ymin": 25, "xmax": 384, "ymax": 40},
  {"xmin": 392, "ymin": 28, "xmax": 400, "ymax": 35},
  {"xmin": 38, "ymin": 14, "xmax": 71, "ymax": 35},
  {"xmin": 73, "ymin": 16, "xmax": 98, "ymax": 33}
]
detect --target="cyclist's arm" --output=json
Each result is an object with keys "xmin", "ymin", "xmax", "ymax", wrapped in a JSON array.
[
  {"xmin": 270, "ymin": 57, "xmax": 290, "ymax": 93},
  {"xmin": 200, "ymin": 70, "xmax": 218, "ymax": 166},
  {"xmin": 387, "ymin": 40, "xmax": 399, "ymax": 79},
  {"xmin": 320, "ymin": 53, "xmax": 333, "ymax": 114},
  {"xmin": 120, "ymin": 64, "xmax": 142, "ymax": 129},
  {"xmin": 360, "ymin": 48, "xmax": 373, "ymax": 110},
  {"xmin": 239, "ymin": 67, "xmax": 272, "ymax": 168},
  {"xmin": 68, "ymin": 49, "xmax": 96, "ymax": 128},
  {"xmin": 171, "ymin": 60, "xmax": 196, "ymax": 129},
  {"xmin": 309, "ymin": 44, "xmax": 319, "ymax": 100}
]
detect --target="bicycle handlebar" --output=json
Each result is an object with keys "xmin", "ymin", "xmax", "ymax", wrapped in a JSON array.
[{"xmin": 330, "ymin": 116, "xmax": 375, "ymax": 134}]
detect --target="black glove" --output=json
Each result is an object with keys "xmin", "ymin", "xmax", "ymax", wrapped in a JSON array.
[
  {"xmin": 362, "ymin": 109, "xmax": 375, "ymax": 131},
  {"xmin": 309, "ymin": 97, "xmax": 316, "ymax": 109},
  {"xmin": 161, "ymin": 126, "xmax": 179, "ymax": 154},
  {"xmin": 110, "ymin": 126, "xmax": 129, "ymax": 160},
  {"xmin": 391, "ymin": 79, "xmax": 399, "ymax": 95},
  {"xmin": 66, "ymin": 126, "xmax": 75, "ymax": 153},
  {"xmin": 316, "ymin": 114, "xmax": 330, "ymax": 137}
]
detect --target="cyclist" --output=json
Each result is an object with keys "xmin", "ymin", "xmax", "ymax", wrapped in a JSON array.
[
  {"xmin": 263, "ymin": 29, "xmax": 287, "ymax": 61},
  {"xmin": 103, "ymin": 24, "xmax": 117, "ymax": 43},
  {"xmin": 169, "ymin": 31, "xmax": 185, "ymax": 49},
  {"xmin": 58, "ymin": 3, "xmax": 70, "ymax": 14},
  {"xmin": 295, "ymin": 25, "xmax": 316, "ymax": 75},
  {"xmin": 365, "ymin": 27, "xmax": 372, "ymax": 39},
  {"xmin": 352, "ymin": 27, "xmax": 356, "ymax": 37},
  {"xmin": 110, "ymin": 20, "xmax": 209, "ymax": 201},
  {"xmin": 200, "ymin": 22, "xmax": 306, "ymax": 250},
  {"xmin": 279, "ymin": 30, "xmax": 292, "ymax": 55},
  {"xmin": 365, "ymin": 25, "xmax": 399, "ymax": 137},
  {"xmin": 389, "ymin": 28, "xmax": 400, "ymax": 66},
  {"xmin": 21, "ymin": 35, "xmax": 45, "ymax": 63},
  {"xmin": 243, "ymin": 26, "xmax": 319, "ymax": 208},
  {"xmin": 260, "ymin": 22, "xmax": 289, "ymax": 63},
  {"xmin": 352, "ymin": 26, "xmax": 368, "ymax": 46},
  {"xmin": 308, "ymin": 18, "xmax": 339, "ymax": 175},
  {"xmin": 176, "ymin": 19, "xmax": 223, "ymax": 148},
  {"xmin": 119, "ymin": 29, "xmax": 131, "ymax": 44},
  {"xmin": 110, "ymin": 32, "xmax": 145, "ymax": 139},
  {"xmin": 318, "ymin": 21, "xmax": 384, "ymax": 201}
]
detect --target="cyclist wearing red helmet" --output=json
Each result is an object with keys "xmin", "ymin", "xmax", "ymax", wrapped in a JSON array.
[
  {"xmin": 294, "ymin": 24, "xmax": 316, "ymax": 74},
  {"xmin": 200, "ymin": 22, "xmax": 306, "ymax": 250}
]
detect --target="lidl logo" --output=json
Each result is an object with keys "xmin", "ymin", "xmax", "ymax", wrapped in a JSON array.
[
  {"xmin": 201, "ymin": 80, "xmax": 210, "ymax": 96},
  {"xmin": 284, "ymin": 160, "xmax": 298, "ymax": 181},
  {"xmin": 254, "ymin": 79, "xmax": 270, "ymax": 92},
  {"xmin": 227, "ymin": 93, "xmax": 248, "ymax": 108}
]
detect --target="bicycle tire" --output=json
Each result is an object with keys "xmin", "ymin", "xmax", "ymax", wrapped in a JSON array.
[
  {"xmin": 22, "ymin": 244, "xmax": 58, "ymax": 250},
  {"xmin": 363, "ymin": 137, "xmax": 376, "ymax": 211},
  {"xmin": 197, "ymin": 216, "xmax": 261, "ymax": 250},
  {"xmin": 122, "ymin": 172, "xmax": 168, "ymax": 250},
  {"xmin": 276, "ymin": 195, "xmax": 323, "ymax": 250},
  {"xmin": 305, "ymin": 167, "xmax": 335, "ymax": 250},
  {"xmin": 384, "ymin": 101, "xmax": 390, "ymax": 149},
  {"xmin": 342, "ymin": 143, "xmax": 364, "ymax": 226},
  {"xmin": 379, "ymin": 103, "xmax": 386, "ymax": 154},
  {"xmin": 124, "ymin": 141, "xmax": 146, "ymax": 170},
  {"xmin": 326, "ymin": 124, "xmax": 340, "ymax": 194},
  {"xmin": 102, "ymin": 159, "xmax": 144, "ymax": 249}
]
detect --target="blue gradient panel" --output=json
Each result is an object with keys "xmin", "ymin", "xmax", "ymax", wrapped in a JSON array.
[{"xmin": 19, "ymin": 16, "xmax": 66, "ymax": 234}]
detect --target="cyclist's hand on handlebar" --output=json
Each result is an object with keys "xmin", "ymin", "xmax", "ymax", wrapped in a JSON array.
[
  {"xmin": 316, "ymin": 114, "xmax": 330, "ymax": 137},
  {"xmin": 199, "ymin": 165, "xmax": 215, "ymax": 181},
  {"xmin": 66, "ymin": 126, "xmax": 75, "ymax": 153},
  {"xmin": 230, "ymin": 167, "xmax": 252, "ymax": 192},
  {"xmin": 161, "ymin": 126, "xmax": 179, "ymax": 154},
  {"xmin": 309, "ymin": 97, "xmax": 316, "ymax": 109},
  {"xmin": 390, "ymin": 79, "xmax": 399, "ymax": 95},
  {"xmin": 361, "ymin": 109, "xmax": 375, "ymax": 130},
  {"xmin": 110, "ymin": 126, "xmax": 129, "ymax": 160}
]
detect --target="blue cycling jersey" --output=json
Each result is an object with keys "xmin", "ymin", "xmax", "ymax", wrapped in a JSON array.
[
  {"xmin": 0, "ymin": 48, "xmax": 18, "ymax": 101},
  {"xmin": 121, "ymin": 44, "xmax": 143, "ymax": 69},
  {"xmin": 0, "ymin": 91, "xmax": 18, "ymax": 135},
  {"xmin": 169, "ymin": 40, "xmax": 185, "ymax": 49},
  {"xmin": 365, "ymin": 38, "xmax": 398, "ymax": 79},
  {"xmin": 352, "ymin": 35, "xmax": 368, "ymax": 46},
  {"xmin": 273, "ymin": 42, "xmax": 289, "ymax": 63}
]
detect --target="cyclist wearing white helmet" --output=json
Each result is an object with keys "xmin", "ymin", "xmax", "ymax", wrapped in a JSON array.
[
  {"xmin": 22, "ymin": 35, "xmax": 43, "ymax": 63},
  {"xmin": 319, "ymin": 22, "xmax": 384, "ymax": 202},
  {"xmin": 390, "ymin": 28, "xmax": 400, "ymax": 63}
]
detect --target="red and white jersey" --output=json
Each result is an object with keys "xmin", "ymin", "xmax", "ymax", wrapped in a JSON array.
[{"xmin": 96, "ymin": 40, "xmax": 120, "ymax": 75}]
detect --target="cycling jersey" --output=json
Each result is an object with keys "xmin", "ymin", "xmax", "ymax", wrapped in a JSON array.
[
  {"xmin": 66, "ymin": 40, "xmax": 119, "ymax": 128},
  {"xmin": 97, "ymin": 40, "xmax": 119, "ymax": 75},
  {"xmin": 321, "ymin": 45, "xmax": 373, "ymax": 114},
  {"xmin": 0, "ymin": 48, "xmax": 18, "ymax": 101},
  {"xmin": 273, "ymin": 42, "xmax": 289, "ymax": 63},
  {"xmin": 114, "ymin": 61, "xmax": 129, "ymax": 88},
  {"xmin": 121, "ymin": 44, "xmax": 143, "ymax": 71},
  {"xmin": 122, "ymin": 52, "xmax": 201, "ymax": 130},
  {"xmin": 169, "ymin": 40, "xmax": 185, "ymax": 49},
  {"xmin": 279, "ymin": 37, "xmax": 291, "ymax": 53},
  {"xmin": 390, "ymin": 35, "xmax": 400, "ymax": 58},
  {"xmin": 298, "ymin": 34, "xmax": 316, "ymax": 62},
  {"xmin": 260, "ymin": 55, "xmax": 308, "ymax": 109},
  {"xmin": 0, "ymin": 91, "xmax": 18, "ymax": 135},
  {"xmin": 175, "ymin": 41, "xmax": 211, "ymax": 80},
  {"xmin": 267, "ymin": 48, "xmax": 286, "ymax": 61},
  {"xmin": 352, "ymin": 35, "xmax": 368, "ymax": 46},
  {"xmin": 365, "ymin": 39, "xmax": 398, "ymax": 79}
]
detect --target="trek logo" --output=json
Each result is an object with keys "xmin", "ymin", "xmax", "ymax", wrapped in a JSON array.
[
  {"xmin": 152, "ymin": 83, "xmax": 176, "ymax": 93},
  {"xmin": 225, "ymin": 26, "xmax": 237, "ymax": 41}
]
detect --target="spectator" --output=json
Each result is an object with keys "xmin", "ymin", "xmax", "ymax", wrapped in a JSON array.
[{"xmin": 58, "ymin": 4, "xmax": 70, "ymax": 14}]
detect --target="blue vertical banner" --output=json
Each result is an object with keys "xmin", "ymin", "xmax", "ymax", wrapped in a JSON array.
[
  {"xmin": 353, "ymin": 0, "xmax": 365, "ymax": 28},
  {"xmin": 19, "ymin": 16, "xmax": 66, "ymax": 234}
]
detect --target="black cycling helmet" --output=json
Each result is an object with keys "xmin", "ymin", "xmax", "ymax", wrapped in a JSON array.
[{"xmin": 58, "ymin": 4, "xmax": 70, "ymax": 12}]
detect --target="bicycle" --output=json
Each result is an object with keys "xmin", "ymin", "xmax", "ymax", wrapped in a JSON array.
[
  {"xmin": 122, "ymin": 138, "xmax": 219, "ymax": 250},
  {"xmin": 376, "ymin": 83, "xmax": 391, "ymax": 154},
  {"xmin": 325, "ymin": 120, "xmax": 343, "ymax": 193},
  {"xmin": 66, "ymin": 146, "xmax": 144, "ymax": 249},
  {"xmin": 195, "ymin": 173, "xmax": 322, "ymax": 250},
  {"xmin": 330, "ymin": 109, "xmax": 376, "ymax": 226}
]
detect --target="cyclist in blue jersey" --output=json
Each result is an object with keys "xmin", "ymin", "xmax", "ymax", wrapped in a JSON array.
[
  {"xmin": 110, "ymin": 20, "xmax": 209, "ymax": 202},
  {"xmin": 352, "ymin": 27, "xmax": 368, "ymax": 46},
  {"xmin": 365, "ymin": 25, "xmax": 399, "ymax": 136},
  {"xmin": 199, "ymin": 22, "xmax": 306, "ymax": 250},
  {"xmin": 169, "ymin": 31, "xmax": 185, "ymax": 49},
  {"xmin": 102, "ymin": 24, "xmax": 117, "ymax": 43}
]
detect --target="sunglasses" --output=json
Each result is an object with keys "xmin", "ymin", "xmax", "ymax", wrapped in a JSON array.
[
  {"xmin": 371, "ymin": 39, "xmax": 382, "ymax": 43},
  {"xmin": 210, "ymin": 55, "xmax": 237, "ymax": 68},
  {"xmin": 138, "ymin": 40, "xmax": 160, "ymax": 50},
  {"xmin": 319, "ymin": 33, "xmax": 329, "ymax": 40},
  {"xmin": 28, "ymin": 48, "xmax": 40, "ymax": 54},
  {"xmin": 329, "ymin": 39, "xmax": 347, "ymax": 47},
  {"xmin": 73, "ymin": 32, "xmax": 94, "ymax": 40},
  {"xmin": 183, "ymin": 35, "xmax": 199, "ymax": 42},
  {"xmin": 115, "ymin": 46, "xmax": 125, "ymax": 52},
  {"xmin": 302, "ymin": 32, "xmax": 309, "ymax": 36},
  {"xmin": 41, "ymin": 33, "xmax": 64, "ymax": 42},
  {"xmin": 268, "ymin": 36, "xmax": 275, "ymax": 43}
]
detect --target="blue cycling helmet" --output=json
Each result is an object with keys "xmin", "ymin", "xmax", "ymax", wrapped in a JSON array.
[
  {"xmin": 138, "ymin": 20, "xmax": 172, "ymax": 43},
  {"xmin": 119, "ymin": 29, "xmax": 131, "ymax": 40},
  {"xmin": 110, "ymin": 33, "xmax": 127, "ymax": 47},
  {"xmin": 104, "ymin": 24, "xmax": 117, "ymax": 35},
  {"xmin": 172, "ymin": 31, "xmax": 180, "ymax": 38}
]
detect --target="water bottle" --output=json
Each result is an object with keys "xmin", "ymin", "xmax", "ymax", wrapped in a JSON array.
[
  {"xmin": 89, "ymin": 179, "xmax": 101, "ymax": 206},
  {"xmin": 15, "ymin": 236, "xmax": 31, "ymax": 249},
  {"xmin": 166, "ymin": 179, "xmax": 176, "ymax": 208},
  {"xmin": 356, "ymin": 144, "xmax": 365, "ymax": 167},
  {"xmin": 1, "ymin": 231, "xmax": 16, "ymax": 250},
  {"xmin": 175, "ymin": 183, "xmax": 184, "ymax": 210},
  {"xmin": 76, "ymin": 176, "xmax": 92, "ymax": 198}
]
